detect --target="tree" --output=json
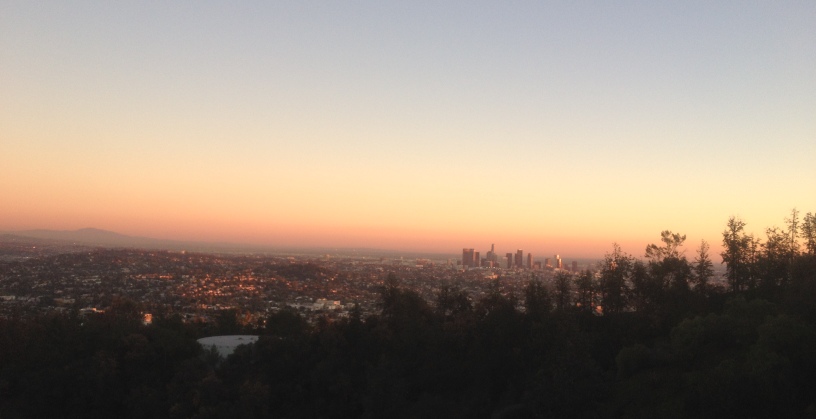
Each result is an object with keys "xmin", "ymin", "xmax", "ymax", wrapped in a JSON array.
[
  {"xmin": 378, "ymin": 272, "xmax": 434, "ymax": 334},
  {"xmin": 523, "ymin": 279, "xmax": 552, "ymax": 319},
  {"xmin": 629, "ymin": 260, "xmax": 659, "ymax": 313},
  {"xmin": 747, "ymin": 234, "xmax": 761, "ymax": 290},
  {"xmin": 692, "ymin": 240, "xmax": 714, "ymax": 294},
  {"xmin": 575, "ymin": 270, "xmax": 595, "ymax": 313},
  {"xmin": 553, "ymin": 271, "xmax": 573, "ymax": 311},
  {"xmin": 645, "ymin": 230, "xmax": 691, "ymax": 293},
  {"xmin": 721, "ymin": 217, "xmax": 752, "ymax": 293},
  {"xmin": 645, "ymin": 230, "xmax": 686, "ymax": 262},
  {"xmin": 380, "ymin": 272, "xmax": 402, "ymax": 313},
  {"xmin": 213, "ymin": 308, "xmax": 242, "ymax": 335},
  {"xmin": 757, "ymin": 227, "xmax": 789, "ymax": 294},
  {"xmin": 435, "ymin": 285, "xmax": 472, "ymax": 320},
  {"xmin": 265, "ymin": 307, "xmax": 310, "ymax": 339},
  {"xmin": 599, "ymin": 244, "xmax": 634, "ymax": 314},
  {"xmin": 800, "ymin": 212, "xmax": 816, "ymax": 255},
  {"xmin": 785, "ymin": 208, "xmax": 800, "ymax": 260}
]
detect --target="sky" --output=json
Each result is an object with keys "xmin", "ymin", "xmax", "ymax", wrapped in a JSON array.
[{"xmin": 2, "ymin": 1, "xmax": 814, "ymax": 259}]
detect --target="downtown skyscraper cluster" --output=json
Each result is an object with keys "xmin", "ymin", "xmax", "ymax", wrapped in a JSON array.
[{"xmin": 462, "ymin": 245, "xmax": 579, "ymax": 272}]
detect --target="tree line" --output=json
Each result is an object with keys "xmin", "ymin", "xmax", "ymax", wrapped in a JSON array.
[{"xmin": 1, "ymin": 210, "xmax": 815, "ymax": 418}]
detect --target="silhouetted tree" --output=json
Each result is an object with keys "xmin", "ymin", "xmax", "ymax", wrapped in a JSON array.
[
  {"xmin": 553, "ymin": 271, "xmax": 573, "ymax": 311},
  {"xmin": 645, "ymin": 230, "xmax": 686, "ymax": 262},
  {"xmin": 645, "ymin": 230, "xmax": 691, "ymax": 293},
  {"xmin": 800, "ymin": 211, "xmax": 816, "ymax": 255},
  {"xmin": 785, "ymin": 252, "xmax": 816, "ymax": 324},
  {"xmin": 378, "ymin": 272, "xmax": 435, "ymax": 336},
  {"xmin": 692, "ymin": 240, "xmax": 715, "ymax": 295},
  {"xmin": 213, "ymin": 308, "xmax": 242, "ymax": 335},
  {"xmin": 629, "ymin": 260, "xmax": 659, "ymax": 314},
  {"xmin": 785, "ymin": 208, "xmax": 801, "ymax": 260},
  {"xmin": 435, "ymin": 284, "xmax": 472, "ymax": 320},
  {"xmin": 757, "ymin": 226, "xmax": 789, "ymax": 295},
  {"xmin": 575, "ymin": 269, "xmax": 595, "ymax": 312},
  {"xmin": 524, "ymin": 278, "xmax": 552, "ymax": 319},
  {"xmin": 265, "ymin": 307, "xmax": 310, "ymax": 339},
  {"xmin": 478, "ymin": 279, "xmax": 518, "ymax": 319},
  {"xmin": 599, "ymin": 244, "xmax": 633, "ymax": 314},
  {"xmin": 722, "ymin": 217, "xmax": 752, "ymax": 292}
]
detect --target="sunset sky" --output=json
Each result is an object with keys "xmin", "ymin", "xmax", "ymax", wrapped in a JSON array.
[{"xmin": 2, "ymin": 1, "xmax": 814, "ymax": 259}]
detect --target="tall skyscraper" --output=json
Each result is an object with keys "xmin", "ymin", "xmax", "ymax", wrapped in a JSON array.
[
  {"xmin": 527, "ymin": 253, "xmax": 533, "ymax": 269},
  {"xmin": 486, "ymin": 243, "xmax": 497, "ymax": 264},
  {"xmin": 474, "ymin": 252, "xmax": 481, "ymax": 267},
  {"xmin": 515, "ymin": 249, "xmax": 524, "ymax": 269},
  {"xmin": 462, "ymin": 248, "xmax": 475, "ymax": 268},
  {"xmin": 506, "ymin": 253, "xmax": 513, "ymax": 269}
]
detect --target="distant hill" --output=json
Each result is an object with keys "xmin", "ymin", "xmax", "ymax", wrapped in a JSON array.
[
  {"xmin": 2, "ymin": 228, "xmax": 342, "ymax": 256},
  {"xmin": 12, "ymin": 228, "xmax": 156, "ymax": 247},
  {"xmin": 8, "ymin": 228, "xmax": 189, "ymax": 251},
  {"xmin": 2, "ymin": 228, "xmax": 467, "ymax": 260}
]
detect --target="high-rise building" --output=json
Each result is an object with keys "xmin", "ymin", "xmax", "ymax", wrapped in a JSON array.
[
  {"xmin": 545, "ymin": 258, "xmax": 551, "ymax": 268},
  {"xmin": 462, "ymin": 248, "xmax": 475, "ymax": 268},
  {"xmin": 486, "ymin": 244, "xmax": 496, "ymax": 265},
  {"xmin": 474, "ymin": 252, "xmax": 481, "ymax": 267},
  {"xmin": 515, "ymin": 250, "xmax": 524, "ymax": 269},
  {"xmin": 555, "ymin": 254, "xmax": 562, "ymax": 270},
  {"xmin": 527, "ymin": 253, "xmax": 533, "ymax": 269},
  {"xmin": 506, "ymin": 253, "xmax": 513, "ymax": 269}
]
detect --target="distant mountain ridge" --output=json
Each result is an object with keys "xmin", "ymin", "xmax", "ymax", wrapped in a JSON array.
[
  {"xmin": 10, "ymin": 228, "xmax": 180, "ymax": 249},
  {"xmin": 3, "ymin": 228, "xmax": 446, "ymax": 258},
  {"xmin": 6, "ymin": 228, "xmax": 285, "ymax": 254}
]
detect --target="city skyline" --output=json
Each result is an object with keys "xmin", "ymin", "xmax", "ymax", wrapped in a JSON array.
[
  {"xmin": 459, "ymin": 245, "xmax": 573, "ymax": 271},
  {"xmin": 2, "ymin": 2, "xmax": 814, "ymax": 259}
]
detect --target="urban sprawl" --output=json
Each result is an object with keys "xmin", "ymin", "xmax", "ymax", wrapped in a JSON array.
[{"xmin": 0, "ymin": 237, "xmax": 601, "ymax": 326}]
